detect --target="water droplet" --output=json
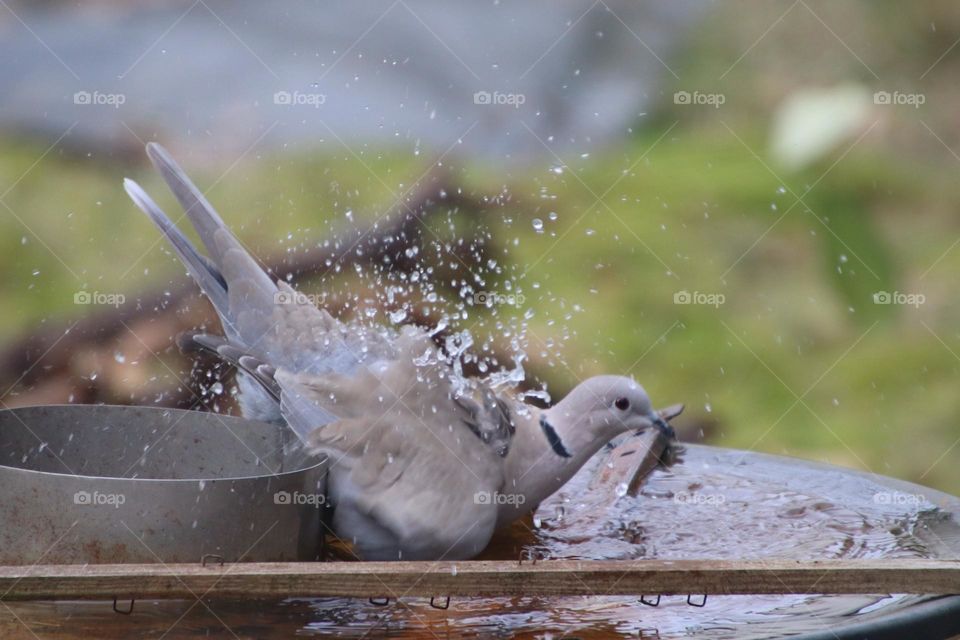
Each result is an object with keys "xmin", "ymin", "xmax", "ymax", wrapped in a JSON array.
[{"xmin": 532, "ymin": 218, "xmax": 544, "ymax": 233}]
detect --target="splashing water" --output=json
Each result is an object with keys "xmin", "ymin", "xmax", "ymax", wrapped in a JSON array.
[{"xmin": 266, "ymin": 194, "xmax": 572, "ymax": 406}]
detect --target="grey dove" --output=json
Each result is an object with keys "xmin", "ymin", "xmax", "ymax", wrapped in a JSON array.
[{"xmin": 123, "ymin": 143, "xmax": 676, "ymax": 561}]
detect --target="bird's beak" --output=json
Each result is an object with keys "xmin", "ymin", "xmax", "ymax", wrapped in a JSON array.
[
  {"xmin": 650, "ymin": 403, "xmax": 683, "ymax": 440},
  {"xmin": 652, "ymin": 415, "xmax": 675, "ymax": 439}
]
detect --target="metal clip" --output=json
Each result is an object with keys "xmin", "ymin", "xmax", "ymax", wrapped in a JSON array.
[
  {"xmin": 369, "ymin": 596, "xmax": 391, "ymax": 606},
  {"xmin": 687, "ymin": 593, "xmax": 707, "ymax": 607},
  {"xmin": 429, "ymin": 596, "xmax": 450, "ymax": 610},
  {"xmin": 518, "ymin": 549, "xmax": 541, "ymax": 565},
  {"xmin": 113, "ymin": 597, "xmax": 135, "ymax": 615},
  {"xmin": 201, "ymin": 553, "xmax": 225, "ymax": 567},
  {"xmin": 639, "ymin": 594, "xmax": 661, "ymax": 607}
]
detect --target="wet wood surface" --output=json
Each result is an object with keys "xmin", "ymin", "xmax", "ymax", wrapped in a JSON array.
[{"xmin": 0, "ymin": 558, "xmax": 957, "ymax": 599}]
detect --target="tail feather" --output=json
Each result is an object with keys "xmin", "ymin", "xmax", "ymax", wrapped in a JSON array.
[
  {"xmin": 140, "ymin": 143, "xmax": 278, "ymax": 346},
  {"xmin": 124, "ymin": 142, "xmax": 350, "ymax": 435},
  {"xmin": 180, "ymin": 332, "xmax": 282, "ymax": 402},
  {"xmin": 145, "ymin": 144, "xmax": 227, "ymax": 262},
  {"xmin": 181, "ymin": 332, "xmax": 327, "ymax": 442},
  {"xmin": 123, "ymin": 179, "xmax": 234, "ymax": 332},
  {"xmin": 144, "ymin": 142, "xmax": 276, "ymax": 298}
]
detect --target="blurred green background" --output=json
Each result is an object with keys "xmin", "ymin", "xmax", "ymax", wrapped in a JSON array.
[{"xmin": 1, "ymin": 2, "xmax": 959, "ymax": 494}]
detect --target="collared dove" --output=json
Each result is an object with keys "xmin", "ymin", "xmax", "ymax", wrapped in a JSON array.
[{"xmin": 123, "ymin": 143, "xmax": 676, "ymax": 560}]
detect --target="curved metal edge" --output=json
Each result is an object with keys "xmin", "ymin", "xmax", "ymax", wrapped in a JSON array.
[
  {"xmin": 792, "ymin": 595, "xmax": 960, "ymax": 640},
  {"xmin": 0, "ymin": 404, "xmax": 326, "ymax": 482},
  {"xmin": 654, "ymin": 445, "xmax": 960, "ymax": 636},
  {"xmin": 681, "ymin": 443, "xmax": 960, "ymax": 511}
]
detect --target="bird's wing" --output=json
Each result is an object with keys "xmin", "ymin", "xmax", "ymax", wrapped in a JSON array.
[
  {"xmin": 452, "ymin": 385, "xmax": 517, "ymax": 458},
  {"xmin": 276, "ymin": 326, "xmax": 507, "ymax": 558},
  {"xmin": 274, "ymin": 324, "xmax": 516, "ymax": 454},
  {"xmin": 317, "ymin": 405, "xmax": 504, "ymax": 559}
]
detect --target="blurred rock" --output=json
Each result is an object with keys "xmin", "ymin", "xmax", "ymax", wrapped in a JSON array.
[{"xmin": 0, "ymin": 0, "xmax": 704, "ymax": 163}]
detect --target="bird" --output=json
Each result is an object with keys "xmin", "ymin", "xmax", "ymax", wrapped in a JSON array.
[{"xmin": 123, "ymin": 142, "xmax": 677, "ymax": 561}]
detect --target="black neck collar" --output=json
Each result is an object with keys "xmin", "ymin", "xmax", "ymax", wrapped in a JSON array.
[{"xmin": 539, "ymin": 415, "xmax": 572, "ymax": 458}]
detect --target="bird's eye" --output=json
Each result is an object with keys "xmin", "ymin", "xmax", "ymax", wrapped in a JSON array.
[{"xmin": 614, "ymin": 397, "xmax": 630, "ymax": 411}]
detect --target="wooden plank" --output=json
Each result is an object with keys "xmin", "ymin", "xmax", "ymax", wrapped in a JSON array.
[{"xmin": 0, "ymin": 559, "xmax": 957, "ymax": 600}]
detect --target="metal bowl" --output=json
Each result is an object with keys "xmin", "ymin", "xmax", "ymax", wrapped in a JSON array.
[{"xmin": 0, "ymin": 405, "xmax": 327, "ymax": 564}]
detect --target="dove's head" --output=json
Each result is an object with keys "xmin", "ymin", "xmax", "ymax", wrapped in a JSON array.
[
  {"xmin": 553, "ymin": 375, "xmax": 674, "ymax": 442},
  {"xmin": 499, "ymin": 375, "xmax": 676, "ymax": 524}
]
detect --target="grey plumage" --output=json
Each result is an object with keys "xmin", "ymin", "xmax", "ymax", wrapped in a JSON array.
[{"xmin": 454, "ymin": 387, "xmax": 516, "ymax": 457}]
